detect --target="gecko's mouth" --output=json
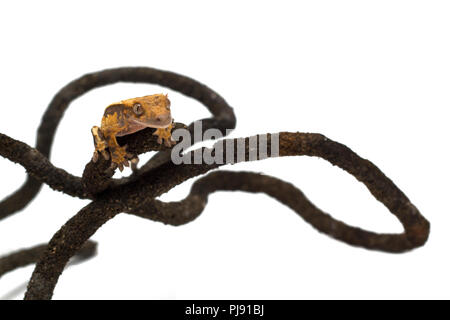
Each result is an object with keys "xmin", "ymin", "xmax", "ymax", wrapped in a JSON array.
[{"xmin": 132, "ymin": 116, "xmax": 172, "ymax": 129}]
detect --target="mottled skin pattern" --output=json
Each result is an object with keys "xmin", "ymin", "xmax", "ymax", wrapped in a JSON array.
[{"xmin": 91, "ymin": 94, "xmax": 174, "ymax": 171}]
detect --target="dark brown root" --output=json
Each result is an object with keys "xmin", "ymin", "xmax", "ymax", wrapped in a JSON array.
[
  {"xmin": 0, "ymin": 67, "xmax": 428, "ymax": 300},
  {"xmin": 24, "ymin": 133, "xmax": 429, "ymax": 300}
]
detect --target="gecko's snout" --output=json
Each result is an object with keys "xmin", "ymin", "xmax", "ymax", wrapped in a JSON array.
[{"xmin": 155, "ymin": 113, "xmax": 171, "ymax": 125}]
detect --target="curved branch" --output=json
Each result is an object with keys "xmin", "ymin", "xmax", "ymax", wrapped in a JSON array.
[
  {"xmin": 24, "ymin": 132, "xmax": 429, "ymax": 299},
  {"xmin": 0, "ymin": 67, "xmax": 236, "ymax": 220},
  {"xmin": 119, "ymin": 133, "xmax": 429, "ymax": 251},
  {"xmin": 0, "ymin": 133, "xmax": 89, "ymax": 199},
  {"xmin": 0, "ymin": 241, "xmax": 97, "ymax": 278},
  {"xmin": 129, "ymin": 170, "xmax": 426, "ymax": 252},
  {"xmin": 0, "ymin": 177, "xmax": 41, "ymax": 220}
]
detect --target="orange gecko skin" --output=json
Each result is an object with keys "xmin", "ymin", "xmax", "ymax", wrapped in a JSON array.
[{"xmin": 91, "ymin": 93, "xmax": 174, "ymax": 171}]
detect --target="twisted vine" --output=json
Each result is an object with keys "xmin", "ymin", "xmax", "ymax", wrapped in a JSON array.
[{"xmin": 0, "ymin": 67, "xmax": 429, "ymax": 300}]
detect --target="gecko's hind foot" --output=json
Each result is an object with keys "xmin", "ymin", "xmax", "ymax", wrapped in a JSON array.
[
  {"xmin": 92, "ymin": 151, "xmax": 99, "ymax": 163},
  {"xmin": 91, "ymin": 126, "xmax": 110, "ymax": 162},
  {"xmin": 92, "ymin": 149, "xmax": 110, "ymax": 163}
]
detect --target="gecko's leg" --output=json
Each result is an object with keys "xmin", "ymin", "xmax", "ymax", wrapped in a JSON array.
[
  {"xmin": 91, "ymin": 126, "xmax": 110, "ymax": 162},
  {"xmin": 153, "ymin": 122, "xmax": 176, "ymax": 147}
]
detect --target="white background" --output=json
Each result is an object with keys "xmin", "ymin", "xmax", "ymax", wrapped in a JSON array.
[{"xmin": 0, "ymin": 1, "xmax": 449, "ymax": 299}]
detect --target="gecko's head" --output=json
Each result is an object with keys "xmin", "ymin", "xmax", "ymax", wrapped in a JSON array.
[{"xmin": 124, "ymin": 93, "xmax": 172, "ymax": 128}]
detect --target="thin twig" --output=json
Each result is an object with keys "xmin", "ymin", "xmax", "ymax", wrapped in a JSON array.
[{"xmin": 0, "ymin": 241, "xmax": 97, "ymax": 278}]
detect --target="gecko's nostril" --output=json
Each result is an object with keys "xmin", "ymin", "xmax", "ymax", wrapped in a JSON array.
[{"xmin": 155, "ymin": 114, "xmax": 170, "ymax": 124}]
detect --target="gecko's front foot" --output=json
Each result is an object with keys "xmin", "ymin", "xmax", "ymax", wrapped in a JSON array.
[
  {"xmin": 110, "ymin": 145, "xmax": 136, "ymax": 172},
  {"xmin": 153, "ymin": 124, "xmax": 176, "ymax": 147},
  {"xmin": 92, "ymin": 126, "xmax": 136, "ymax": 172}
]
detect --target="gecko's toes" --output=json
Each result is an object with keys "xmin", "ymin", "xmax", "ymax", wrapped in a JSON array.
[
  {"xmin": 164, "ymin": 138, "xmax": 176, "ymax": 147},
  {"xmin": 153, "ymin": 131, "xmax": 162, "ymax": 144},
  {"xmin": 130, "ymin": 157, "xmax": 139, "ymax": 165},
  {"xmin": 130, "ymin": 157, "xmax": 139, "ymax": 172},
  {"xmin": 92, "ymin": 151, "xmax": 99, "ymax": 163},
  {"xmin": 117, "ymin": 157, "xmax": 131, "ymax": 171}
]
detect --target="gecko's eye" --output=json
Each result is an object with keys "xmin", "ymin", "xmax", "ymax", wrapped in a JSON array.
[{"xmin": 133, "ymin": 103, "xmax": 144, "ymax": 115}]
